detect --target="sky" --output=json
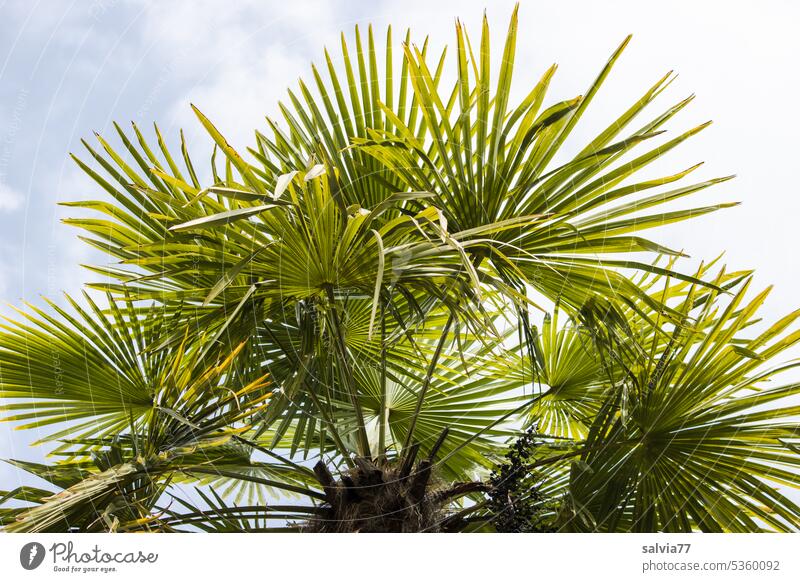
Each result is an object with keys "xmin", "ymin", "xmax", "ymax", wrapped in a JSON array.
[{"xmin": 1, "ymin": 0, "xmax": 799, "ymax": 492}]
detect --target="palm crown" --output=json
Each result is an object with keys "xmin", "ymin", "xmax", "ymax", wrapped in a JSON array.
[{"xmin": 2, "ymin": 7, "xmax": 799, "ymax": 533}]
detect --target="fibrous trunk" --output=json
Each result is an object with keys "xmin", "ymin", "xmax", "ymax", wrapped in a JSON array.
[{"xmin": 305, "ymin": 433, "xmax": 486, "ymax": 532}]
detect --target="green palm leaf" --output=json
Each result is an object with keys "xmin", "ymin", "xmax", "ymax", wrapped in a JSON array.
[{"xmin": 563, "ymin": 267, "xmax": 800, "ymax": 532}]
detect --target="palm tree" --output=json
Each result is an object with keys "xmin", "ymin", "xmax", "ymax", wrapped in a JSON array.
[{"xmin": 2, "ymin": 6, "xmax": 799, "ymax": 532}]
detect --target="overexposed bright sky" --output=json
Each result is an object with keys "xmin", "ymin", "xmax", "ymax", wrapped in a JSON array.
[{"xmin": 1, "ymin": 0, "xmax": 798, "ymax": 487}]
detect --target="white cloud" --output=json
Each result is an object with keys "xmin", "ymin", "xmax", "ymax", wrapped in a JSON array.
[
  {"xmin": 134, "ymin": 0, "xmax": 342, "ymax": 152},
  {"xmin": 0, "ymin": 183, "xmax": 23, "ymax": 211}
]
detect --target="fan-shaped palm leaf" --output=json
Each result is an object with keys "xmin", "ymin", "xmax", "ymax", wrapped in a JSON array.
[{"xmin": 563, "ymin": 268, "xmax": 800, "ymax": 532}]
